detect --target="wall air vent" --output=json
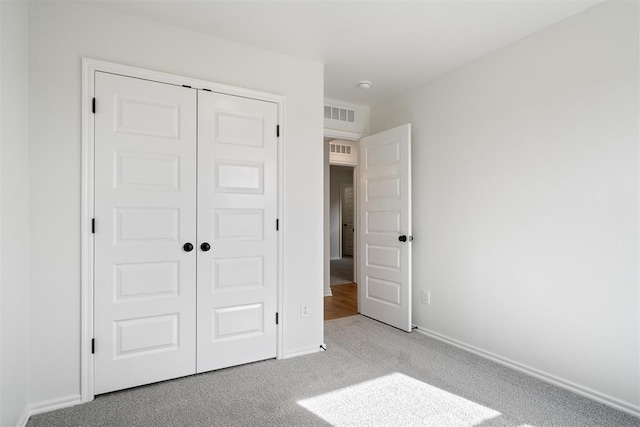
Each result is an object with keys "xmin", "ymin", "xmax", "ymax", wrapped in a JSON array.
[
  {"xmin": 324, "ymin": 104, "xmax": 355, "ymax": 123},
  {"xmin": 330, "ymin": 143, "xmax": 352, "ymax": 155}
]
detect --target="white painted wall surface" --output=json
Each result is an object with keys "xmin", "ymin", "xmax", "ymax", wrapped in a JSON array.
[
  {"xmin": 28, "ymin": 2, "xmax": 323, "ymax": 405},
  {"xmin": 0, "ymin": 0, "xmax": 30, "ymax": 425},
  {"xmin": 329, "ymin": 166, "xmax": 354, "ymax": 259},
  {"xmin": 371, "ymin": 0, "xmax": 639, "ymax": 410}
]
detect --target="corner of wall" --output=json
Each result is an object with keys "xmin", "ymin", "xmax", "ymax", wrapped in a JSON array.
[{"xmin": 0, "ymin": 0, "xmax": 30, "ymax": 425}]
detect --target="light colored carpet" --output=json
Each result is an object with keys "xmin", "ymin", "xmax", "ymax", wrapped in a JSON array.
[
  {"xmin": 28, "ymin": 316, "xmax": 639, "ymax": 426},
  {"xmin": 330, "ymin": 256, "xmax": 353, "ymax": 285}
]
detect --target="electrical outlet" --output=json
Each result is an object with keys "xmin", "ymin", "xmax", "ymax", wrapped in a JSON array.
[
  {"xmin": 422, "ymin": 291, "xmax": 430, "ymax": 305},
  {"xmin": 300, "ymin": 303, "xmax": 309, "ymax": 317}
]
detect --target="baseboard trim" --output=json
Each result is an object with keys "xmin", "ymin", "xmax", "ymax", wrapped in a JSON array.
[
  {"xmin": 283, "ymin": 345, "xmax": 321, "ymax": 359},
  {"xmin": 23, "ymin": 394, "xmax": 82, "ymax": 423},
  {"xmin": 324, "ymin": 288, "xmax": 333, "ymax": 297},
  {"xmin": 414, "ymin": 326, "xmax": 640, "ymax": 418},
  {"xmin": 16, "ymin": 405, "xmax": 30, "ymax": 427}
]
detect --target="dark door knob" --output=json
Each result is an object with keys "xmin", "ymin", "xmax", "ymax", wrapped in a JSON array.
[
  {"xmin": 200, "ymin": 242, "xmax": 211, "ymax": 252},
  {"xmin": 183, "ymin": 243, "xmax": 194, "ymax": 252},
  {"xmin": 398, "ymin": 235, "xmax": 407, "ymax": 242}
]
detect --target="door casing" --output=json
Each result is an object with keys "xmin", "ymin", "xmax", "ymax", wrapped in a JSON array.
[
  {"xmin": 81, "ymin": 58, "xmax": 285, "ymax": 403},
  {"xmin": 327, "ymin": 153, "xmax": 359, "ymax": 308}
]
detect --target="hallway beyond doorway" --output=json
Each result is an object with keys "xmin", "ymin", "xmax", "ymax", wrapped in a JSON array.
[
  {"xmin": 324, "ymin": 283, "xmax": 357, "ymax": 321},
  {"xmin": 326, "ymin": 257, "xmax": 357, "ymax": 320},
  {"xmin": 330, "ymin": 256, "xmax": 353, "ymax": 285}
]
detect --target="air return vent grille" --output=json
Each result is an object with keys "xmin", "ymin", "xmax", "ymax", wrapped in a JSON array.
[
  {"xmin": 324, "ymin": 105, "xmax": 355, "ymax": 123},
  {"xmin": 330, "ymin": 143, "xmax": 352, "ymax": 155}
]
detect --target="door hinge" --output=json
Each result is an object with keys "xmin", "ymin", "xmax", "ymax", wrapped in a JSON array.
[
  {"xmin": 91, "ymin": 218, "xmax": 95, "ymax": 234},
  {"xmin": 91, "ymin": 338, "xmax": 95, "ymax": 354},
  {"xmin": 276, "ymin": 125, "xmax": 280, "ymax": 137},
  {"xmin": 275, "ymin": 312, "xmax": 279, "ymax": 325},
  {"xmin": 276, "ymin": 219, "xmax": 279, "ymax": 231},
  {"xmin": 92, "ymin": 97, "xmax": 96, "ymax": 114}
]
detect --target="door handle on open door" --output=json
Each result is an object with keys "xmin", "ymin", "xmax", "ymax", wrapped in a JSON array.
[{"xmin": 398, "ymin": 235, "xmax": 413, "ymax": 242}]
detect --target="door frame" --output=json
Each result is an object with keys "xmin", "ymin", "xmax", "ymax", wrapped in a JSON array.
[
  {"xmin": 325, "ymin": 142, "xmax": 358, "ymax": 307},
  {"xmin": 81, "ymin": 58, "xmax": 285, "ymax": 403}
]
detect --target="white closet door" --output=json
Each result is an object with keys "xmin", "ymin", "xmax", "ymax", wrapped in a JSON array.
[
  {"xmin": 196, "ymin": 90, "xmax": 278, "ymax": 373},
  {"xmin": 94, "ymin": 72, "xmax": 197, "ymax": 394}
]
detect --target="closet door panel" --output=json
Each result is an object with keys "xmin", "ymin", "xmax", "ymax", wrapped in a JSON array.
[
  {"xmin": 94, "ymin": 72, "xmax": 197, "ymax": 394},
  {"xmin": 197, "ymin": 91, "xmax": 278, "ymax": 373}
]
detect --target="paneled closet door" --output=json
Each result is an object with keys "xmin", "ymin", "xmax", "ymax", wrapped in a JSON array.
[
  {"xmin": 94, "ymin": 72, "xmax": 197, "ymax": 394},
  {"xmin": 196, "ymin": 91, "xmax": 278, "ymax": 373}
]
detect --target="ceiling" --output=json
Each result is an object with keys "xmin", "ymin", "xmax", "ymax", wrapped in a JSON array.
[{"xmin": 94, "ymin": 0, "xmax": 603, "ymax": 106}]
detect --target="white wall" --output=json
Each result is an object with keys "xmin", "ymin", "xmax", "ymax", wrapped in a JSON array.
[
  {"xmin": 0, "ymin": 0, "xmax": 30, "ymax": 425},
  {"xmin": 371, "ymin": 0, "xmax": 639, "ymax": 412},
  {"xmin": 28, "ymin": 2, "xmax": 324, "ymax": 406},
  {"xmin": 329, "ymin": 166, "xmax": 354, "ymax": 259}
]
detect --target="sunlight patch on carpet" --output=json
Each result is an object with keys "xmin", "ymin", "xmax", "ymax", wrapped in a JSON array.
[{"xmin": 298, "ymin": 373, "xmax": 501, "ymax": 426}]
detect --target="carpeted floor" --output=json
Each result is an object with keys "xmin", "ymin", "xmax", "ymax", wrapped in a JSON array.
[
  {"xmin": 330, "ymin": 256, "xmax": 353, "ymax": 285},
  {"xmin": 28, "ymin": 315, "xmax": 639, "ymax": 427}
]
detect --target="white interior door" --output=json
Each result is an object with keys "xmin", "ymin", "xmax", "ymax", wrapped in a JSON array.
[
  {"xmin": 341, "ymin": 184, "xmax": 354, "ymax": 257},
  {"xmin": 94, "ymin": 72, "xmax": 197, "ymax": 394},
  {"xmin": 358, "ymin": 124, "xmax": 412, "ymax": 332},
  {"xmin": 196, "ymin": 90, "xmax": 279, "ymax": 373}
]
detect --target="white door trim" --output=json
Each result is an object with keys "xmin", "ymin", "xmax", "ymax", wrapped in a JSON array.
[
  {"xmin": 81, "ymin": 58, "xmax": 286, "ymax": 403},
  {"xmin": 324, "ymin": 129, "xmax": 362, "ymax": 141}
]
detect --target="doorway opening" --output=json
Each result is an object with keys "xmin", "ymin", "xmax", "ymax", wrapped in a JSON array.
[{"xmin": 325, "ymin": 161, "xmax": 358, "ymax": 321}]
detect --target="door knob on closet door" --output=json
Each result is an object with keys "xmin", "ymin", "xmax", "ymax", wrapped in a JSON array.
[
  {"xmin": 183, "ymin": 243, "xmax": 194, "ymax": 252},
  {"xmin": 200, "ymin": 242, "xmax": 211, "ymax": 252}
]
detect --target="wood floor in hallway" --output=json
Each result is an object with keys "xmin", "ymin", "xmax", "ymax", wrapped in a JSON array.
[{"xmin": 324, "ymin": 283, "xmax": 358, "ymax": 321}]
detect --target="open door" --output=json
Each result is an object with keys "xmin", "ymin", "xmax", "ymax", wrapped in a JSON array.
[{"xmin": 358, "ymin": 124, "xmax": 412, "ymax": 332}]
